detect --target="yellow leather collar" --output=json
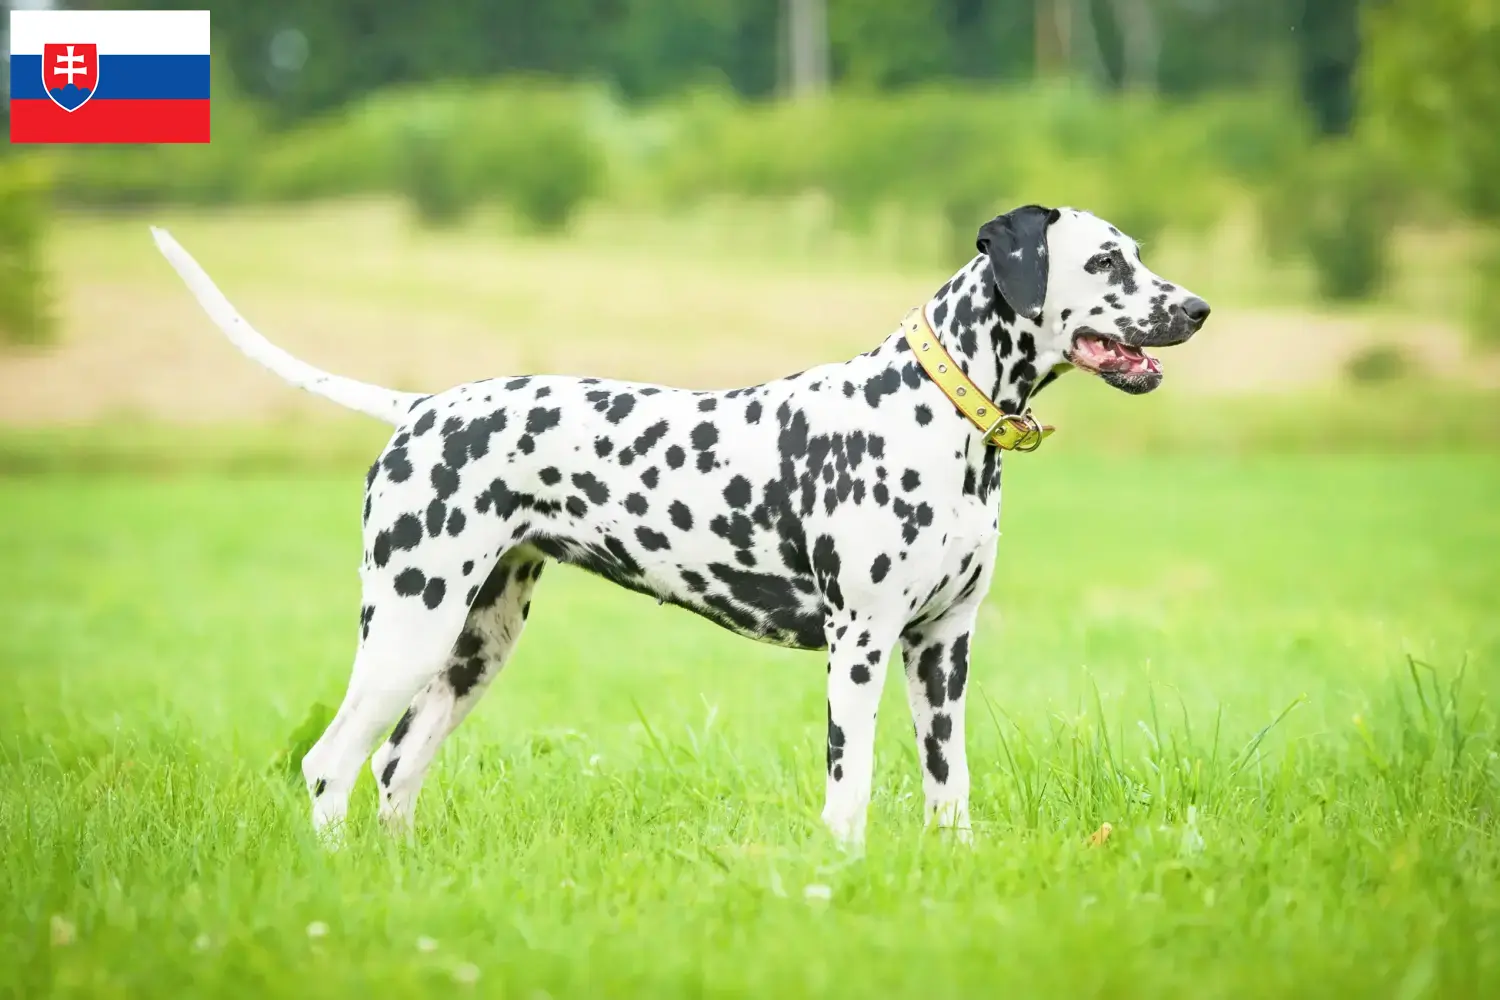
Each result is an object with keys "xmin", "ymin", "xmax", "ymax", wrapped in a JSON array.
[{"xmin": 901, "ymin": 307, "xmax": 1055, "ymax": 452}]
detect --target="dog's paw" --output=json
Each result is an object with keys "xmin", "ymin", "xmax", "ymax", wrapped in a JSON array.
[
  {"xmin": 377, "ymin": 799, "xmax": 418, "ymax": 839},
  {"xmin": 941, "ymin": 823, "xmax": 975, "ymax": 848},
  {"xmin": 925, "ymin": 799, "xmax": 973, "ymax": 846},
  {"xmin": 820, "ymin": 806, "xmax": 868, "ymax": 854},
  {"xmin": 311, "ymin": 797, "xmax": 351, "ymax": 851},
  {"xmin": 313, "ymin": 819, "xmax": 348, "ymax": 852}
]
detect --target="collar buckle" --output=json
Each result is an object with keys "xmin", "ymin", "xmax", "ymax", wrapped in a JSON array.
[
  {"xmin": 1011, "ymin": 411, "xmax": 1047, "ymax": 452},
  {"xmin": 983, "ymin": 410, "xmax": 1045, "ymax": 452}
]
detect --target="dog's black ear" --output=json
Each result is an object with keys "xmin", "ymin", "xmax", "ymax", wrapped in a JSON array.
[{"xmin": 975, "ymin": 205, "xmax": 1058, "ymax": 322}]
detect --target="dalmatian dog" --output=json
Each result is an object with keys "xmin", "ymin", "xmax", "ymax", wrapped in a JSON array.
[{"xmin": 152, "ymin": 205, "xmax": 1209, "ymax": 846}]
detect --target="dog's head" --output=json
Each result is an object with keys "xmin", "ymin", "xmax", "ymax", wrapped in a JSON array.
[{"xmin": 976, "ymin": 205, "xmax": 1210, "ymax": 394}]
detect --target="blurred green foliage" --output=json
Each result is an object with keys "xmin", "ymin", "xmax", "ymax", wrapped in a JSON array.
[
  {"xmin": 1362, "ymin": 0, "xmax": 1500, "ymax": 339},
  {"xmin": 262, "ymin": 82, "xmax": 608, "ymax": 232},
  {"xmin": 162, "ymin": 0, "xmax": 1312, "ymax": 114},
  {"xmin": 1256, "ymin": 135, "xmax": 1400, "ymax": 302},
  {"xmin": 0, "ymin": 158, "xmax": 53, "ymax": 346},
  {"xmin": 1363, "ymin": 0, "xmax": 1500, "ymax": 222},
  {"xmin": 1298, "ymin": 0, "xmax": 1362, "ymax": 136},
  {"xmin": 40, "ymin": 81, "xmax": 607, "ymax": 234},
  {"xmin": 649, "ymin": 85, "xmax": 1263, "ymax": 257},
  {"xmin": 5, "ymin": 1, "xmax": 1496, "ymax": 327},
  {"xmin": 30, "ymin": 81, "xmax": 1304, "ymax": 253},
  {"xmin": 1343, "ymin": 343, "xmax": 1409, "ymax": 384},
  {"xmin": 3, "ymin": 77, "xmax": 1420, "ymax": 307}
]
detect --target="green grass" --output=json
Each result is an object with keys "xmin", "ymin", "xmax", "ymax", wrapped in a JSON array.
[{"xmin": 3, "ymin": 453, "xmax": 1499, "ymax": 998}]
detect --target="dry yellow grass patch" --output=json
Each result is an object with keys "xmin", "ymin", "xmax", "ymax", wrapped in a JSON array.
[{"xmin": 1, "ymin": 201, "xmax": 1489, "ymax": 426}]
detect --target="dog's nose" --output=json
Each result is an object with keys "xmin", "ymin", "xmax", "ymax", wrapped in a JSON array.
[{"xmin": 1181, "ymin": 297, "xmax": 1211, "ymax": 326}]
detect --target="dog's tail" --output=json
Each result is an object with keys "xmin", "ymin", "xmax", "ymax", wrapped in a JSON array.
[{"xmin": 150, "ymin": 227, "xmax": 425, "ymax": 425}]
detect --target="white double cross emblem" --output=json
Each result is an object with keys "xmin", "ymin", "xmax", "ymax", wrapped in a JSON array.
[{"xmin": 52, "ymin": 45, "xmax": 89, "ymax": 86}]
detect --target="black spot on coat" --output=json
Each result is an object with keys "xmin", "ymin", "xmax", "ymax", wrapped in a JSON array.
[
  {"xmin": 394, "ymin": 568, "xmax": 426, "ymax": 597},
  {"xmin": 606, "ymin": 394, "xmax": 636, "ymax": 424},
  {"xmin": 526, "ymin": 407, "xmax": 561, "ymax": 435},
  {"xmin": 571, "ymin": 472, "xmax": 610, "ymax": 505},
  {"xmin": 381, "ymin": 447, "xmax": 412, "ymax": 483},
  {"xmin": 635, "ymin": 526, "xmax": 671, "ymax": 551}
]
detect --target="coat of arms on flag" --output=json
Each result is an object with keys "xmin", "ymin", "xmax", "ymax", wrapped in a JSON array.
[
  {"xmin": 9, "ymin": 10, "xmax": 211, "ymax": 143},
  {"xmin": 41, "ymin": 42, "xmax": 99, "ymax": 111}
]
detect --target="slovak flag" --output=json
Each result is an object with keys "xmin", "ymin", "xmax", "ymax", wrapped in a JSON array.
[{"xmin": 8, "ymin": 9, "xmax": 210, "ymax": 144}]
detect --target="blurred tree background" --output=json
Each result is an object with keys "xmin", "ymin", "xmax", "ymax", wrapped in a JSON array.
[
  {"xmin": 1, "ymin": 0, "xmax": 1496, "ymax": 345},
  {"xmin": 7, "ymin": 0, "xmax": 1335, "ymax": 113}
]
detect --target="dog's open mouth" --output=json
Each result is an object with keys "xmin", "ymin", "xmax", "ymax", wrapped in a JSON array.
[
  {"xmin": 1068, "ymin": 332, "xmax": 1161, "ymax": 376},
  {"xmin": 1066, "ymin": 331, "xmax": 1165, "ymax": 395}
]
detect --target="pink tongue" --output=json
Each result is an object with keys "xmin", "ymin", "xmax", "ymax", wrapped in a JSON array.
[{"xmin": 1079, "ymin": 335, "xmax": 1157, "ymax": 373}]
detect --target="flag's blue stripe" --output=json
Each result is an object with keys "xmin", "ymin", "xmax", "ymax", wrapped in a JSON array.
[{"xmin": 9, "ymin": 54, "xmax": 210, "ymax": 101}]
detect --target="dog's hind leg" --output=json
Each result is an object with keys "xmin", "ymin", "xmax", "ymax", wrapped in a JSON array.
[
  {"xmin": 300, "ymin": 568, "xmax": 475, "ymax": 838},
  {"xmin": 369, "ymin": 548, "xmax": 545, "ymax": 830}
]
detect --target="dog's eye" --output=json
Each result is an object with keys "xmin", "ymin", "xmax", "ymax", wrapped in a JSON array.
[{"xmin": 1088, "ymin": 253, "xmax": 1114, "ymax": 271}]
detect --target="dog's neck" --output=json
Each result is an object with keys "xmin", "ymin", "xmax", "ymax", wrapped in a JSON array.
[
  {"xmin": 922, "ymin": 254, "xmax": 1050, "ymax": 414},
  {"xmin": 874, "ymin": 255, "xmax": 1056, "ymax": 499}
]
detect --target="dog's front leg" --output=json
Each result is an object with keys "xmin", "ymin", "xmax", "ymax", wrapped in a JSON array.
[
  {"xmin": 900, "ymin": 604, "xmax": 980, "ymax": 840},
  {"xmin": 821, "ymin": 617, "xmax": 900, "ymax": 849}
]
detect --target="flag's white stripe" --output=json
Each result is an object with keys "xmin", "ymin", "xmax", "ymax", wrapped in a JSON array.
[{"xmin": 9, "ymin": 10, "xmax": 210, "ymax": 56}]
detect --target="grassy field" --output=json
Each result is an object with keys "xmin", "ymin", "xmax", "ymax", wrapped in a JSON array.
[
  {"xmin": 3, "ymin": 201, "xmax": 1499, "ymax": 996},
  {"xmin": 2, "ymin": 452, "xmax": 1498, "ymax": 998}
]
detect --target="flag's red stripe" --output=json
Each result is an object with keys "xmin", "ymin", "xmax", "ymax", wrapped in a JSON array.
[{"xmin": 9, "ymin": 99, "xmax": 210, "ymax": 144}]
